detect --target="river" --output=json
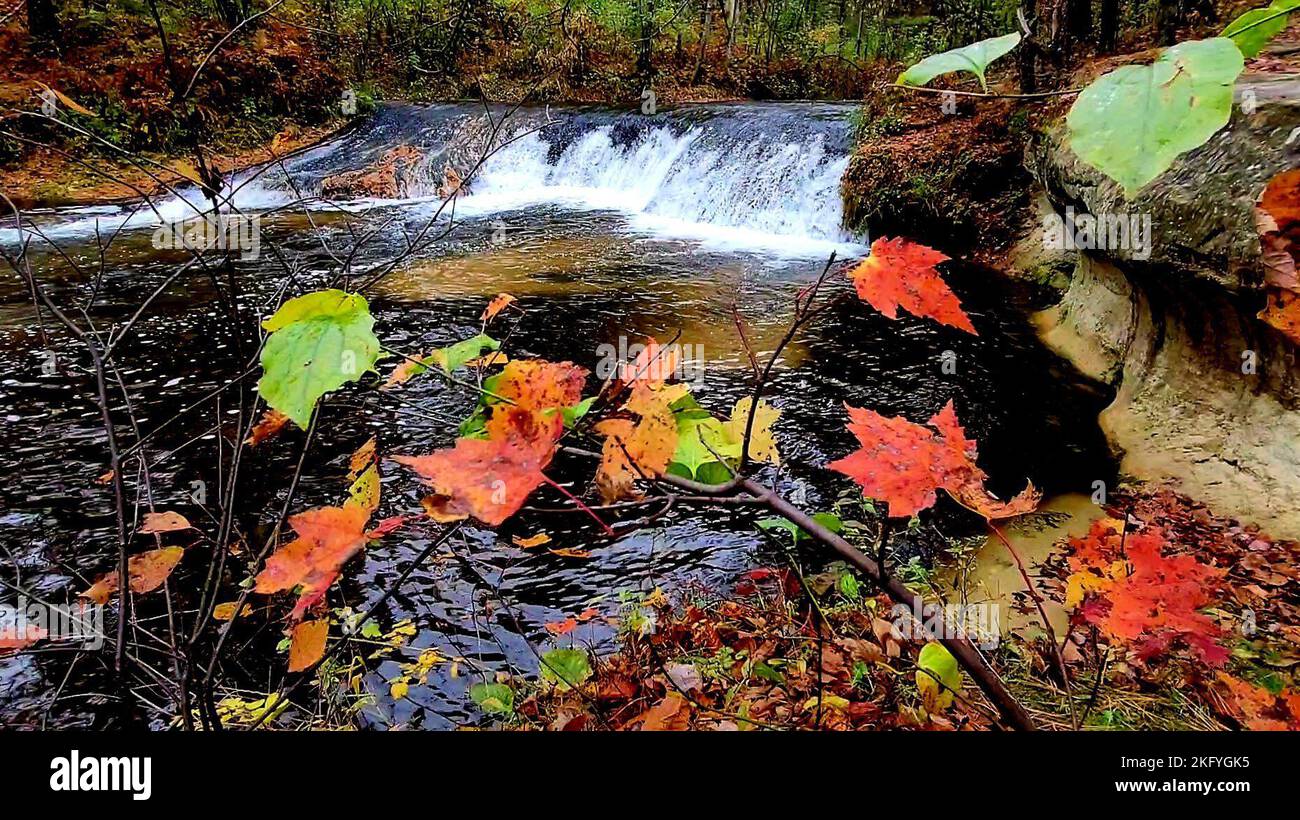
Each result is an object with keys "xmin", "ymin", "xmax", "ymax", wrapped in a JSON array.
[{"xmin": 0, "ymin": 101, "xmax": 1113, "ymax": 728}]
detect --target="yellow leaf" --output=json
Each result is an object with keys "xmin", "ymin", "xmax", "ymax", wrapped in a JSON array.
[
  {"xmin": 288, "ymin": 619, "xmax": 329, "ymax": 673},
  {"xmin": 724, "ymin": 397, "xmax": 781, "ymax": 465},
  {"xmin": 345, "ymin": 463, "xmax": 381, "ymax": 514},
  {"xmin": 512, "ymin": 532, "xmax": 552, "ymax": 548},
  {"xmin": 390, "ymin": 679, "xmax": 410, "ymax": 699},
  {"xmin": 801, "ymin": 694, "xmax": 851, "ymax": 712}
]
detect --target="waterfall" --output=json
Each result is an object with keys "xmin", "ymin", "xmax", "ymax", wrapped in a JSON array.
[{"xmin": 3, "ymin": 102, "xmax": 865, "ymax": 257}]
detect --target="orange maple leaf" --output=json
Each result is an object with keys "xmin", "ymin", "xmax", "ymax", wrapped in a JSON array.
[
  {"xmin": 846, "ymin": 237, "xmax": 976, "ymax": 335},
  {"xmin": 826, "ymin": 400, "xmax": 1037, "ymax": 519},
  {"xmin": 255, "ymin": 505, "xmax": 369, "ymax": 620},
  {"xmin": 395, "ymin": 359, "xmax": 587, "ymax": 526},
  {"xmin": 395, "ymin": 406, "xmax": 557, "ymax": 526},
  {"xmin": 594, "ymin": 382, "xmax": 689, "ymax": 502}
]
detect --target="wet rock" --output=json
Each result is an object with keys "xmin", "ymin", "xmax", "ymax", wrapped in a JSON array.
[
  {"xmin": 319, "ymin": 144, "xmax": 428, "ymax": 200},
  {"xmin": 1032, "ymin": 74, "xmax": 1300, "ymax": 291}
]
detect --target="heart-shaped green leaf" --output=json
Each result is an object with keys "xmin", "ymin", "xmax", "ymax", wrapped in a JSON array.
[
  {"xmin": 1066, "ymin": 38, "xmax": 1244, "ymax": 198},
  {"xmin": 258, "ymin": 289, "xmax": 381, "ymax": 427},
  {"xmin": 898, "ymin": 32, "xmax": 1021, "ymax": 91},
  {"xmin": 1222, "ymin": 1, "xmax": 1299, "ymax": 58},
  {"xmin": 539, "ymin": 647, "xmax": 591, "ymax": 691}
]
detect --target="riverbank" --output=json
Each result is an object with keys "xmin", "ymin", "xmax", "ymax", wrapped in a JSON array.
[{"xmin": 507, "ymin": 483, "xmax": 1300, "ymax": 731}]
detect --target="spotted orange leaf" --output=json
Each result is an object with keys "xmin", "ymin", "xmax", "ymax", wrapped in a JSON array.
[
  {"xmin": 82, "ymin": 547, "xmax": 186, "ymax": 604},
  {"xmin": 481, "ymin": 293, "xmax": 517, "ymax": 322}
]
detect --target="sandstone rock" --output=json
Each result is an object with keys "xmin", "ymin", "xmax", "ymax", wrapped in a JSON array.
[{"xmin": 1029, "ymin": 72, "xmax": 1300, "ymax": 537}]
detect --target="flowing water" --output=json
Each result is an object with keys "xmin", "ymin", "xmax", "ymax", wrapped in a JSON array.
[{"xmin": 0, "ymin": 102, "xmax": 1114, "ymax": 728}]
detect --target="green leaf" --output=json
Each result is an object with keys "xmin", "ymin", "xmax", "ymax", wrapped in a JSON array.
[
  {"xmin": 469, "ymin": 682, "xmax": 515, "ymax": 714},
  {"xmin": 539, "ymin": 648, "xmax": 591, "ymax": 691},
  {"xmin": 559, "ymin": 396, "xmax": 596, "ymax": 428},
  {"xmin": 916, "ymin": 642, "xmax": 962, "ymax": 712},
  {"xmin": 752, "ymin": 660, "xmax": 785, "ymax": 684},
  {"xmin": 756, "ymin": 512, "xmax": 842, "ymax": 544},
  {"xmin": 1066, "ymin": 38, "xmax": 1244, "ymax": 198},
  {"xmin": 432, "ymin": 333, "xmax": 499, "ymax": 374},
  {"xmin": 671, "ymin": 415, "xmax": 734, "ymax": 477},
  {"xmin": 898, "ymin": 32, "xmax": 1021, "ymax": 91},
  {"xmin": 837, "ymin": 571, "xmax": 861, "ymax": 601},
  {"xmin": 1222, "ymin": 1, "xmax": 1299, "ymax": 58},
  {"xmin": 258, "ymin": 289, "xmax": 381, "ymax": 427},
  {"xmin": 756, "ymin": 516, "xmax": 802, "ymax": 541}
]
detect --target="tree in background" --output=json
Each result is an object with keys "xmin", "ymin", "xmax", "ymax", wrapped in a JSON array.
[{"xmin": 27, "ymin": 0, "xmax": 61, "ymax": 53}]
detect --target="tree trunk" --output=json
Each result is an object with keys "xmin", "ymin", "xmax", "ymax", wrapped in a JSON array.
[
  {"xmin": 637, "ymin": 0, "xmax": 656, "ymax": 80},
  {"xmin": 1099, "ymin": 0, "xmax": 1118, "ymax": 51},
  {"xmin": 1156, "ymin": 0, "xmax": 1180, "ymax": 46},
  {"xmin": 1066, "ymin": 0, "xmax": 1092, "ymax": 44},
  {"xmin": 27, "ymin": 0, "xmax": 60, "ymax": 53},
  {"xmin": 693, "ymin": 5, "xmax": 711, "ymax": 84}
]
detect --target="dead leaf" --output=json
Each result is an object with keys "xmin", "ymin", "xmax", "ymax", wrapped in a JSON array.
[{"xmin": 139, "ymin": 511, "xmax": 193, "ymax": 535}]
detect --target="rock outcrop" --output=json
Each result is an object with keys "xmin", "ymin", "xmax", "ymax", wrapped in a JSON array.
[
  {"xmin": 1028, "ymin": 73, "xmax": 1300, "ymax": 537},
  {"xmin": 318, "ymin": 144, "xmax": 468, "ymax": 201}
]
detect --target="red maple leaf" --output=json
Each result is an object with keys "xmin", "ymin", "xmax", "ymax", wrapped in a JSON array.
[
  {"xmin": 1064, "ymin": 520, "xmax": 1228, "ymax": 667},
  {"xmin": 826, "ymin": 400, "xmax": 1038, "ymax": 519},
  {"xmin": 845, "ymin": 237, "xmax": 976, "ymax": 335}
]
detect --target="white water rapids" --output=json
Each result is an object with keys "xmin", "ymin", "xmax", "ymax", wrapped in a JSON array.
[{"xmin": 3, "ymin": 103, "xmax": 866, "ymax": 257}]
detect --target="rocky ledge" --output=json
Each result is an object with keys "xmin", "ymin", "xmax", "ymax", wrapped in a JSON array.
[{"xmin": 1027, "ymin": 73, "xmax": 1300, "ymax": 537}]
